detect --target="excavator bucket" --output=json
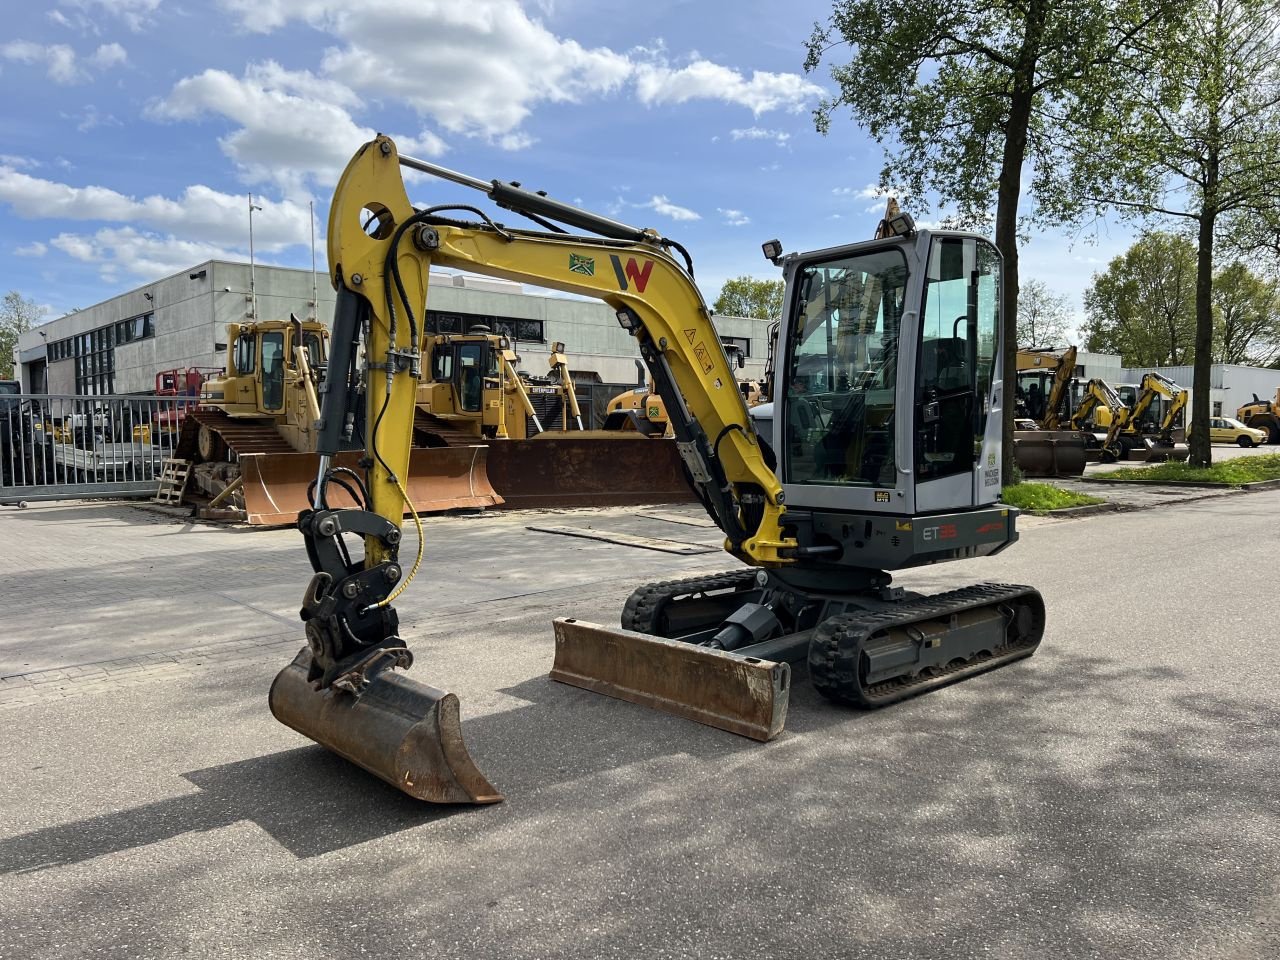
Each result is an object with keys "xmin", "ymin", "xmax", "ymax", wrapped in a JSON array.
[
  {"xmin": 269, "ymin": 648, "xmax": 502, "ymax": 804},
  {"xmin": 550, "ymin": 617, "xmax": 789, "ymax": 741},
  {"xmin": 1136, "ymin": 438, "xmax": 1190, "ymax": 463},
  {"xmin": 238, "ymin": 447, "xmax": 502, "ymax": 525},
  {"xmin": 1012, "ymin": 429, "xmax": 1088, "ymax": 478},
  {"xmin": 485, "ymin": 436, "xmax": 697, "ymax": 510}
]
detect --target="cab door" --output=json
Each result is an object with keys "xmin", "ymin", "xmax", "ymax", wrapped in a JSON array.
[{"xmin": 257, "ymin": 331, "xmax": 286, "ymax": 414}]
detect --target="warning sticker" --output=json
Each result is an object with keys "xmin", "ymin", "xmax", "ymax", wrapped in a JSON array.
[
  {"xmin": 684, "ymin": 328, "xmax": 697, "ymax": 345},
  {"xmin": 693, "ymin": 342, "xmax": 714, "ymax": 374}
]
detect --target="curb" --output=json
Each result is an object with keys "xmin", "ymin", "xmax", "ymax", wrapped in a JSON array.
[{"xmin": 1029, "ymin": 501, "xmax": 1120, "ymax": 518}]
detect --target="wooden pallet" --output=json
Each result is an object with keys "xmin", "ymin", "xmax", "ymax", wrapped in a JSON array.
[{"xmin": 152, "ymin": 458, "xmax": 192, "ymax": 505}]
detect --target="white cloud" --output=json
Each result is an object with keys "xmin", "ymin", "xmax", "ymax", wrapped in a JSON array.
[
  {"xmin": 729, "ymin": 127, "xmax": 790, "ymax": 145},
  {"xmin": 89, "ymin": 42, "xmax": 127, "ymax": 68},
  {"xmin": 147, "ymin": 62, "xmax": 446, "ymax": 194},
  {"xmin": 1, "ymin": 38, "xmax": 129, "ymax": 84},
  {"xmin": 67, "ymin": 106, "xmax": 121, "ymax": 132},
  {"xmin": 718, "ymin": 208, "xmax": 749, "ymax": 227},
  {"xmin": 208, "ymin": 0, "xmax": 821, "ymax": 145},
  {"xmin": 0, "ymin": 164, "xmax": 313, "ymax": 251},
  {"xmin": 15, "ymin": 241, "xmax": 48, "ymax": 257},
  {"xmin": 0, "ymin": 154, "xmax": 38, "ymax": 169},
  {"xmin": 2, "ymin": 41, "xmax": 82, "ymax": 84},
  {"xmin": 634, "ymin": 59, "xmax": 821, "ymax": 114},
  {"xmin": 641, "ymin": 195, "xmax": 700, "ymax": 222},
  {"xmin": 51, "ymin": 227, "xmax": 250, "ymax": 280},
  {"xmin": 60, "ymin": 0, "xmax": 162, "ymax": 33}
]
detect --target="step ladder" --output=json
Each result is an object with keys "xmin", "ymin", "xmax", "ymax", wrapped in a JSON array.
[{"xmin": 152, "ymin": 458, "xmax": 192, "ymax": 505}]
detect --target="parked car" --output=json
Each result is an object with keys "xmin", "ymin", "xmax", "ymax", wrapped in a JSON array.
[{"xmin": 1209, "ymin": 416, "xmax": 1267, "ymax": 447}]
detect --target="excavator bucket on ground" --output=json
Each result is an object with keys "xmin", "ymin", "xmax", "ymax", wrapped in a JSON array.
[
  {"xmin": 550, "ymin": 617, "xmax": 790, "ymax": 741},
  {"xmin": 485, "ymin": 436, "xmax": 696, "ymax": 510},
  {"xmin": 1012, "ymin": 429, "xmax": 1088, "ymax": 477},
  {"xmin": 1132, "ymin": 438, "xmax": 1190, "ymax": 463},
  {"xmin": 269, "ymin": 648, "xmax": 502, "ymax": 804},
  {"xmin": 237, "ymin": 448, "xmax": 502, "ymax": 525}
]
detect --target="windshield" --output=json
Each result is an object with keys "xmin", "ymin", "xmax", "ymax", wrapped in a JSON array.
[{"xmin": 783, "ymin": 246, "xmax": 907, "ymax": 487}]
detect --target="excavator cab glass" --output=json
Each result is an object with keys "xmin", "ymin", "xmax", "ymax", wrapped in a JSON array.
[
  {"xmin": 783, "ymin": 247, "xmax": 906, "ymax": 488},
  {"xmin": 915, "ymin": 236, "xmax": 999, "ymax": 481}
]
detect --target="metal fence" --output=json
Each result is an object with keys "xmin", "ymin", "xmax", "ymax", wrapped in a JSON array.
[{"xmin": 1, "ymin": 393, "xmax": 189, "ymax": 504}]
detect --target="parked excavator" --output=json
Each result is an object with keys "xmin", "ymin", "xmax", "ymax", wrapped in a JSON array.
[
  {"xmin": 176, "ymin": 317, "xmax": 500, "ymax": 523},
  {"xmin": 1123, "ymin": 371, "xmax": 1189, "ymax": 462},
  {"xmin": 264, "ymin": 135, "xmax": 1046, "ymax": 804},
  {"xmin": 1237, "ymin": 388, "xmax": 1280, "ymax": 443},
  {"xmin": 1011, "ymin": 346, "xmax": 1088, "ymax": 477}
]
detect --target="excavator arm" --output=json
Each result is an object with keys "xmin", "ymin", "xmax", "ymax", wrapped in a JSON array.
[{"xmin": 1068, "ymin": 378, "xmax": 1131, "ymax": 462}]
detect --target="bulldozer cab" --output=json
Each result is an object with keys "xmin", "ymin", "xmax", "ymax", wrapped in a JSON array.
[
  {"xmin": 205, "ymin": 320, "xmax": 329, "ymax": 420},
  {"xmin": 426, "ymin": 334, "xmax": 500, "ymax": 414}
]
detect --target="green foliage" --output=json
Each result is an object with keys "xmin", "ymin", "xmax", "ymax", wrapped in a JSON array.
[
  {"xmin": 1213, "ymin": 262, "xmax": 1280, "ymax": 365},
  {"xmin": 0, "ymin": 291, "xmax": 46, "ymax": 380},
  {"xmin": 1001, "ymin": 482, "xmax": 1104, "ymax": 512},
  {"xmin": 1104, "ymin": 454, "xmax": 1280, "ymax": 485},
  {"xmin": 1082, "ymin": 232, "xmax": 1197, "ymax": 365},
  {"xmin": 1018, "ymin": 278, "xmax": 1073, "ymax": 348},
  {"xmin": 712, "ymin": 276, "xmax": 785, "ymax": 320}
]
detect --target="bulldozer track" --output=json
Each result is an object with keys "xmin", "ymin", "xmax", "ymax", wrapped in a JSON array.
[
  {"xmin": 412, "ymin": 410, "xmax": 482, "ymax": 448},
  {"xmin": 176, "ymin": 408, "xmax": 295, "ymax": 460},
  {"xmin": 808, "ymin": 582, "xmax": 1044, "ymax": 708}
]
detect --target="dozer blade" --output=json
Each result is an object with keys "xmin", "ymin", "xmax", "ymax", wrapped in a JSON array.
[
  {"xmin": 239, "ymin": 447, "xmax": 502, "ymax": 526},
  {"xmin": 1012, "ymin": 429, "xmax": 1088, "ymax": 477},
  {"xmin": 269, "ymin": 648, "xmax": 502, "ymax": 804},
  {"xmin": 550, "ymin": 617, "xmax": 788, "ymax": 741},
  {"xmin": 485, "ymin": 437, "xmax": 697, "ymax": 510}
]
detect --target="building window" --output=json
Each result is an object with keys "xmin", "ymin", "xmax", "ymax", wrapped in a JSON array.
[
  {"xmin": 425, "ymin": 309, "xmax": 545, "ymax": 343},
  {"xmin": 721, "ymin": 336, "xmax": 751, "ymax": 358},
  {"xmin": 1212, "ymin": 401, "xmax": 1222, "ymax": 417}
]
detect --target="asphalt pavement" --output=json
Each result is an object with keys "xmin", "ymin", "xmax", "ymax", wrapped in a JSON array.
[{"xmin": 1, "ymin": 493, "xmax": 1277, "ymax": 959}]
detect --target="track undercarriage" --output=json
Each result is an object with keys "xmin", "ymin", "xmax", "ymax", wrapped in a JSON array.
[{"xmin": 614, "ymin": 569, "xmax": 1045, "ymax": 713}]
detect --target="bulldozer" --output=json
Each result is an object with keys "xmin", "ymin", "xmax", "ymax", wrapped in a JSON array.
[
  {"xmin": 265, "ymin": 135, "xmax": 1046, "ymax": 804},
  {"xmin": 1237, "ymin": 388, "xmax": 1280, "ymax": 443},
  {"xmin": 1012, "ymin": 346, "xmax": 1088, "ymax": 477},
  {"xmin": 177, "ymin": 317, "xmax": 501, "ymax": 523}
]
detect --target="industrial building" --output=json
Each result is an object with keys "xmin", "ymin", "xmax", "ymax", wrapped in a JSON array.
[
  {"xmin": 12, "ymin": 261, "xmax": 770, "ymax": 397},
  {"xmin": 1070, "ymin": 351, "xmax": 1280, "ymax": 419}
]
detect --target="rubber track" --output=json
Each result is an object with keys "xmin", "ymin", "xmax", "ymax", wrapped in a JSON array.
[
  {"xmin": 621, "ymin": 569, "xmax": 757, "ymax": 634},
  {"xmin": 808, "ymin": 582, "xmax": 1043, "ymax": 709},
  {"xmin": 413, "ymin": 410, "xmax": 483, "ymax": 447}
]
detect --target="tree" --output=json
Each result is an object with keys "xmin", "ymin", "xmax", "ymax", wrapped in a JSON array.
[
  {"xmin": 0, "ymin": 291, "xmax": 46, "ymax": 380},
  {"xmin": 713, "ymin": 276, "xmax": 785, "ymax": 320},
  {"xmin": 804, "ymin": 0, "xmax": 1189, "ymax": 480},
  {"xmin": 1081, "ymin": 232, "xmax": 1198, "ymax": 365},
  {"xmin": 1018, "ymin": 279, "xmax": 1073, "ymax": 348},
  {"xmin": 1045, "ymin": 0, "xmax": 1280, "ymax": 466},
  {"xmin": 1213, "ymin": 261, "xmax": 1280, "ymax": 365}
]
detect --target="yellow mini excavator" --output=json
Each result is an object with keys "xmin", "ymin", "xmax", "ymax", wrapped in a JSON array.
[
  {"xmin": 267, "ymin": 136, "xmax": 1046, "ymax": 803},
  {"xmin": 1012, "ymin": 346, "xmax": 1087, "ymax": 477}
]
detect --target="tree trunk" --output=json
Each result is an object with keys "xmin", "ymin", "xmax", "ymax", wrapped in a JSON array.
[
  {"xmin": 1190, "ymin": 207, "xmax": 1216, "ymax": 468},
  {"xmin": 998, "ymin": 1, "xmax": 1046, "ymax": 486}
]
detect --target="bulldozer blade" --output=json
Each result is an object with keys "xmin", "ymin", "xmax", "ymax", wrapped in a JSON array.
[
  {"xmin": 485, "ymin": 437, "xmax": 697, "ymax": 510},
  {"xmin": 269, "ymin": 648, "xmax": 503, "ymax": 804},
  {"xmin": 1012, "ymin": 429, "xmax": 1088, "ymax": 477},
  {"xmin": 239, "ymin": 447, "xmax": 502, "ymax": 526},
  {"xmin": 550, "ymin": 617, "xmax": 788, "ymax": 741}
]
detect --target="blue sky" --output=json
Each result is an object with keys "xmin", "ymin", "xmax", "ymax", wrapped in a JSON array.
[{"xmin": 0, "ymin": 0, "xmax": 1133, "ymax": 332}]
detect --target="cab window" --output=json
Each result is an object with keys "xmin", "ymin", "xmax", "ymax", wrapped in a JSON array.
[
  {"xmin": 260, "ymin": 332, "xmax": 285, "ymax": 411},
  {"xmin": 234, "ymin": 333, "xmax": 256, "ymax": 376}
]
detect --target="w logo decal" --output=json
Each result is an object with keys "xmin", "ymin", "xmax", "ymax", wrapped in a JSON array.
[{"xmin": 610, "ymin": 255, "xmax": 655, "ymax": 293}]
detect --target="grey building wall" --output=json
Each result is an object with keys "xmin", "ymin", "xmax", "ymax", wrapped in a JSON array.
[{"xmin": 17, "ymin": 262, "xmax": 770, "ymax": 396}]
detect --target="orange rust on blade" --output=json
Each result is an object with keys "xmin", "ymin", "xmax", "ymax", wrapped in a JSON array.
[
  {"xmin": 550, "ymin": 617, "xmax": 788, "ymax": 741},
  {"xmin": 485, "ymin": 437, "xmax": 697, "ymax": 510},
  {"xmin": 239, "ymin": 447, "xmax": 502, "ymax": 526},
  {"xmin": 269, "ymin": 648, "xmax": 502, "ymax": 804}
]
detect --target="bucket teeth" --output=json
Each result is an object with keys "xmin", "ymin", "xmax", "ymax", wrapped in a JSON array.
[{"xmin": 269, "ymin": 648, "xmax": 502, "ymax": 804}]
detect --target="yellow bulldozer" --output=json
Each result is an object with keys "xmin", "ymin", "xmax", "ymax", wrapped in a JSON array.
[
  {"xmin": 177, "ymin": 316, "xmax": 502, "ymax": 523},
  {"xmin": 1237, "ymin": 388, "xmax": 1280, "ymax": 443}
]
